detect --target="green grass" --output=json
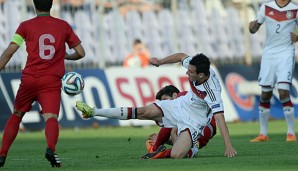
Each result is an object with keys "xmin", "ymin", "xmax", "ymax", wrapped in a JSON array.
[{"xmin": 1, "ymin": 120, "xmax": 298, "ymax": 171}]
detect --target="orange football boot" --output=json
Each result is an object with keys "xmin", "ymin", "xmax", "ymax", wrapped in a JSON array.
[
  {"xmin": 286, "ymin": 134, "xmax": 297, "ymax": 142},
  {"xmin": 250, "ymin": 134, "xmax": 269, "ymax": 142}
]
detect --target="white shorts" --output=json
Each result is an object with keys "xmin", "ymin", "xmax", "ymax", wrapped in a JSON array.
[
  {"xmin": 154, "ymin": 95, "xmax": 211, "ymax": 147},
  {"xmin": 259, "ymin": 50, "xmax": 295, "ymax": 89}
]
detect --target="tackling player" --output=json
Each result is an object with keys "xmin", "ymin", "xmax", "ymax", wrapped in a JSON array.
[
  {"xmin": 76, "ymin": 53, "xmax": 237, "ymax": 159},
  {"xmin": 249, "ymin": 0, "xmax": 297, "ymax": 142},
  {"xmin": 0, "ymin": 0, "xmax": 85, "ymax": 168},
  {"xmin": 144, "ymin": 85, "xmax": 216, "ymax": 158}
]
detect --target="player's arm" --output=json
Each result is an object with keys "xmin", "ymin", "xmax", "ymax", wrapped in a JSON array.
[
  {"xmin": 0, "ymin": 43, "xmax": 20, "ymax": 71},
  {"xmin": 249, "ymin": 3, "xmax": 265, "ymax": 34},
  {"xmin": 291, "ymin": 25, "xmax": 298, "ymax": 43},
  {"xmin": 214, "ymin": 112, "xmax": 237, "ymax": 158},
  {"xmin": 149, "ymin": 53, "xmax": 188, "ymax": 67},
  {"xmin": 65, "ymin": 44, "xmax": 85, "ymax": 60}
]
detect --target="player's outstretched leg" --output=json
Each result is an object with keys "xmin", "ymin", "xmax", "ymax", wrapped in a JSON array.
[
  {"xmin": 76, "ymin": 101, "xmax": 140, "ymax": 120},
  {"xmin": 0, "ymin": 156, "xmax": 6, "ymax": 167},
  {"xmin": 45, "ymin": 148, "xmax": 62, "ymax": 167},
  {"xmin": 76, "ymin": 101, "xmax": 94, "ymax": 118}
]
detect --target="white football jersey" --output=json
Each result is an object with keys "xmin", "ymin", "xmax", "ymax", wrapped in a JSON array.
[
  {"xmin": 182, "ymin": 56, "xmax": 224, "ymax": 115},
  {"xmin": 256, "ymin": 0, "xmax": 298, "ymax": 55},
  {"xmin": 154, "ymin": 56, "xmax": 224, "ymax": 144}
]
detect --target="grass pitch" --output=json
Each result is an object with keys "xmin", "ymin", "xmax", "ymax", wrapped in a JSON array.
[{"xmin": 1, "ymin": 120, "xmax": 298, "ymax": 171}]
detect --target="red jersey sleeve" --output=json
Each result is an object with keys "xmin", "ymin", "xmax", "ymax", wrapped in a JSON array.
[
  {"xmin": 66, "ymin": 23, "xmax": 81, "ymax": 48},
  {"xmin": 15, "ymin": 23, "xmax": 26, "ymax": 39}
]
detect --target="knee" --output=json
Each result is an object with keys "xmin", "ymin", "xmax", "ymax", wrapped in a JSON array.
[
  {"xmin": 261, "ymin": 93, "xmax": 272, "ymax": 101},
  {"xmin": 279, "ymin": 90, "xmax": 289, "ymax": 100}
]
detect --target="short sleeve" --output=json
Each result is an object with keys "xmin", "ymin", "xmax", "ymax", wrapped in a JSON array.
[
  {"xmin": 66, "ymin": 23, "xmax": 81, "ymax": 48},
  {"xmin": 182, "ymin": 56, "xmax": 192, "ymax": 69},
  {"xmin": 206, "ymin": 89, "xmax": 224, "ymax": 115},
  {"xmin": 256, "ymin": 3, "xmax": 265, "ymax": 24},
  {"xmin": 204, "ymin": 72, "xmax": 224, "ymax": 114},
  {"xmin": 15, "ymin": 23, "xmax": 26, "ymax": 40}
]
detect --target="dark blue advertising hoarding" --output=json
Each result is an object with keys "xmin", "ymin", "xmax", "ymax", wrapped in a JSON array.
[
  {"xmin": 217, "ymin": 64, "xmax": 298, "ymax": 121},
  {"xmin": 0, "ymin": 69, "xmax": 119, "ymax": 131}
]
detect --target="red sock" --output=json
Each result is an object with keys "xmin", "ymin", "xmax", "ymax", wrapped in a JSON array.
[
  {"xmin": 45, "ymin": 118, "xmax": 59, "ymax": 152},
  {"xmin": 153, "ymin": 128, "xmax": 172, "ymax": 151},
  {"xmin": 0, "ymin": 114, "xmax": 22, "ymax": 156},
  {"xmin": 154, "ymin": 149, "xmax": 172, "ymax": 159}
]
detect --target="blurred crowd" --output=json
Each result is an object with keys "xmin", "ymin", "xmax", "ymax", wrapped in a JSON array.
[{"xmin": 1, "ymin": 0, "xmax": 289, "ymax": 71}]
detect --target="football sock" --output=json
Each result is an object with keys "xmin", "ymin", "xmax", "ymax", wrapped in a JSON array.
[
  {"xmin": 156, "ymin": 149, "xmax": 171, "ymax": 159},
  {"xmin": 259, "ymin": 100, "xmax": 270, "ymax": 136},
  {"xmin": 153, "ymin": 128, "xmax": 172, "ymax": 151},
  {"xmin": 281, "ymin": 99, "xmax": 295, "ymax": 135},
  {"xmin": 0, "ymin": 114, "xmax": 22, "ymax": 156},
  {"xmin": 198, "ymin": 126, "xmax": 212, "ymax": 149},
  {"xmin": 187, "ymin": 147, "xmax": 198, "ymax": 158},
  {"xmin": 94, "ymin": 107, "xmax": 137, "ymax": 120},
  {"xmin": 45, "ymin": 118, "xmax": 59, "ymax": 152}
]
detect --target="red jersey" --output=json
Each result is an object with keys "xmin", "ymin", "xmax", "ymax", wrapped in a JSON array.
[
  {"xmin": 177, "ymin": 91, "xmax": 187, "ymax": 97},
  {"xmin": 15, "ymin": 15, "xmax": 80, "ymax": 77}
]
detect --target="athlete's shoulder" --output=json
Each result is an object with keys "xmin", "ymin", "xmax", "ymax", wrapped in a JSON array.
[
  {"xmin": 50, "ymin": 16, "xmax": 71, "ymax": 26},
  {"xmin": 206, "ymin": 68, "xmax": 221, "ymax": 90},
  {"xmin": 209, "ymin": 68, "xmax": 218, "ymax": 79},
  {"xmin": 260, "ymin": 0, "xmax": 274, "ymax": 6},
  {"xmin": 21, "ymin": 17, "xmax": 36, "ymax": 25},
  {"xmin": 289, "ymin": 0, "xmax": 298, "ymax": 7}
]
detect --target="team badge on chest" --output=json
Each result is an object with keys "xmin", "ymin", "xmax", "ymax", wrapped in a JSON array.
[{"xmin": 286, "ymin": 10, "xmax": 293, "ymax": 19}]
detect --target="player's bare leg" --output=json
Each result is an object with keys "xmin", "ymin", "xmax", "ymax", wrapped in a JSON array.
[
  {"xmin": 170, "ymin": 130, "xmax": 193, "ymax": 158},
  {"xmin": 141, "ymin": 129, "xmax": 195, "ymax": 159}
]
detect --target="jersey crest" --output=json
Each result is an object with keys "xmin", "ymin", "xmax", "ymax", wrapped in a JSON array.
[{"xmin": 286, "ymin": 10, "xmax": 293, "ymax": 19}]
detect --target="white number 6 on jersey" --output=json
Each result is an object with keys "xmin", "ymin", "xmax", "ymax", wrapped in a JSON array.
[{"xmin": 39, "ymin": 34, "xmax": 55, "ymax": 60}]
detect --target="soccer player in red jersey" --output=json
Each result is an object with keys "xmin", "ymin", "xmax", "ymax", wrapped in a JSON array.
[
  {"xmin": 0, "ymin": 0, "xmax": 85, "ymax": 168},
  {"xmin": 144, "ymin": 85, "xmax": 217, "ymax": 158}
]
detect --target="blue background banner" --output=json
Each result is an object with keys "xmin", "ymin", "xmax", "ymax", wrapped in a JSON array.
[
  {"xmin": 217, "ymin": 64, "xmax": 298, "ymax": 121},
  {"xmin": 0, "ymin": 69, "xmax": 120, "ymax": 131},
  {"xmin": 2, "ymin": 64, "xmax": 298, "ymax": 131}
]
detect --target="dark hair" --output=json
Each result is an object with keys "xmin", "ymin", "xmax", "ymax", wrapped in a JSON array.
[
  {"xmin": 189, "ymin": 53, "xmax": 210, "ymax": 75},
  {"xmin": 33, "ymin": 0, "xmax": 53, "ymax": 12},
  {"xmin": 133, "ymin": 39, "xmax": 142, "ymax": 45},
  {"xmin": 155, "ymin": 85, "xmax": 180, "ymax": 100}
]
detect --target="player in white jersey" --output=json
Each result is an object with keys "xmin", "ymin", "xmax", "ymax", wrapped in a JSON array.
[
  {"xmin": 75, "ymin": 53, "xmax": 237, "ymax": 159},
  {"xmin": 249, "ymin": 0, "xmax": 297, "ymax": 142}
]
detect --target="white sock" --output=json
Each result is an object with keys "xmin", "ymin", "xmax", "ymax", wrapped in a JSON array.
[
  {"xmin": 94, "ymin": 107, "xmax": 137, "ymax": 120},
  {"xmin": 187, "ymin": 146, "xmax": 198, "ymax": 158},
  {"xmin": 283, "ymin": 106, "xmax": 295, "ymax": 135},
  {"xmin": 259, "ymin": 106, "xmax": 270, "ymax": 136}
]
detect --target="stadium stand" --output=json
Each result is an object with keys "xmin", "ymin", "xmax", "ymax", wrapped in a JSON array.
[
  {"xmin": 0, "ymin": 0, "xmax": 277, "ymax": 71},
  {"xmin": 157, "ymin": 9, "xmax": 176, "ymax": 55}
]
